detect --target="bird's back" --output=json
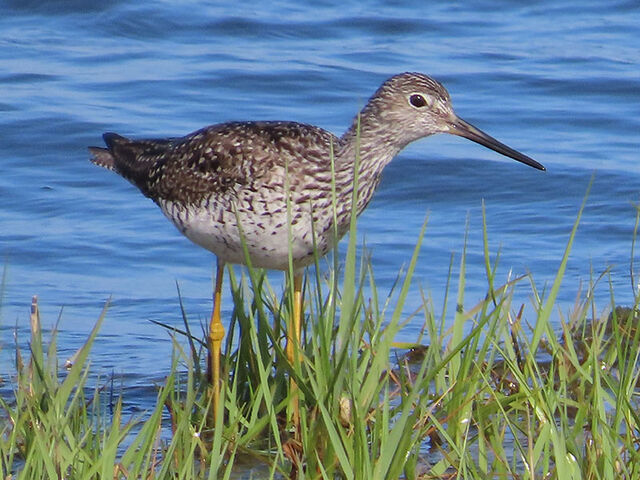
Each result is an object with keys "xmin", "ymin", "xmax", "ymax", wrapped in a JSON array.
[{"xmin": 89, "ymin": 121, "xmax": 338, "ymax": 207}]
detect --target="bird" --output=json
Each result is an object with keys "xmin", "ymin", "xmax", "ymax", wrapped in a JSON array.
[{"xmin": 89, "ymin": 72, "xmax": 545, "ymax": 422}]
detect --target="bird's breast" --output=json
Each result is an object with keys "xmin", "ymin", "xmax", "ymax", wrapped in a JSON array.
[{"xmin": 157, "ymin": 186, "xmax": 340, "ymax": 270}]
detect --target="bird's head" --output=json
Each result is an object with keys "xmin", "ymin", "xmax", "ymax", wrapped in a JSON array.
[{"xmin": 362, "ymin": 72, "xmax": 545, "ymax": 171}]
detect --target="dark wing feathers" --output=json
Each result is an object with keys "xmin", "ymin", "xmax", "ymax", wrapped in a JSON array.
[{"xmin": 89, "ymin": 122, "xmax": 336, "ymax": 205}]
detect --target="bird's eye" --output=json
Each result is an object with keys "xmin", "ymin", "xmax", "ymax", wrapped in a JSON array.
[{"xmin": 409, "ymin": 94, "xmax": 428, "ymax": 108}]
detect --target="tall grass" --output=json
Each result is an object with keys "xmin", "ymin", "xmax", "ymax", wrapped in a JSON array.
[{"xmin": 2, "ymin": 193, "xmax": 640, "ymax": 478}]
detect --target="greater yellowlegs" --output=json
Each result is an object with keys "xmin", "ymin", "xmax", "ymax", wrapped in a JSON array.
[{"xmin": 89, "ymin": 72, "xmax": 545, "ymax": 420}]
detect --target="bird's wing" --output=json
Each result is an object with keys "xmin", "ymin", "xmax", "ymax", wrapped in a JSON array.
[{"xmin": 146, "ymin": 121, "xmax": 337, "ymax": 206}]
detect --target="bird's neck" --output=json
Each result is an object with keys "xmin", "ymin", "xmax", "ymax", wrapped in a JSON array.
[{"xmin": 336, "ymin": 109, "xmax": 405, "ymax": 215}]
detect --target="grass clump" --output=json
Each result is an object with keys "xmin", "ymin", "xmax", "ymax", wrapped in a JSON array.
[{"xmin": 2, "ymin": 194, "xmax": 640, "ymax": 479}]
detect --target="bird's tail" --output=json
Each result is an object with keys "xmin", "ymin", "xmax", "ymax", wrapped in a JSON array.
[
  {"xmin": 89, "ymin": 146, "xmax": 116, "ymax": 170},
  {"xmin": 89, "ymin": 133, "xmax": 176, "ymax": 195},
  {"xmin": 88, "ymin": 133, "xmax": 130, "ymax": 172}
]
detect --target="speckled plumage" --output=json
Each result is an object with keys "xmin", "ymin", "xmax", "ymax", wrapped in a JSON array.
[{"xmin": 90, "ymin": 72, "xmax": 544, "ymax": 271}]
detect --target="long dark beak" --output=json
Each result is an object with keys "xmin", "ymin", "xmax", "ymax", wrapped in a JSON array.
[{"xmin": 447, "ymin": 116, "xmax": 545, "ymax": 171}]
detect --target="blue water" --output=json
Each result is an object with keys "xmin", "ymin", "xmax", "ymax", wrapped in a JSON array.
[{"xmin": 1, "ymin": 0, "xmax": 638, "ymax": 417}]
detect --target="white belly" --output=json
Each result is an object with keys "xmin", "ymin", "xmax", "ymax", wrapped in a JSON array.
[{"xmin": 160, "ymin": 198, "xmax": 333, "ymax": 270}]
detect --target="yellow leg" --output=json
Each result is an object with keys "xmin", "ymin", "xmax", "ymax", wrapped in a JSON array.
[
  {"xmin": 285, "ymin": 273, "xmax": 303, "ymax": 428},
  {"xmin": 208, "ymin": 259, "xmax": 226, "ymax": 421}
]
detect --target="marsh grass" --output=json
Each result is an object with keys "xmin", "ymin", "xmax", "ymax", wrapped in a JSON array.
[{"xmin": 2, "ymin": 191, "xmax": 640, "ymax": 478}]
